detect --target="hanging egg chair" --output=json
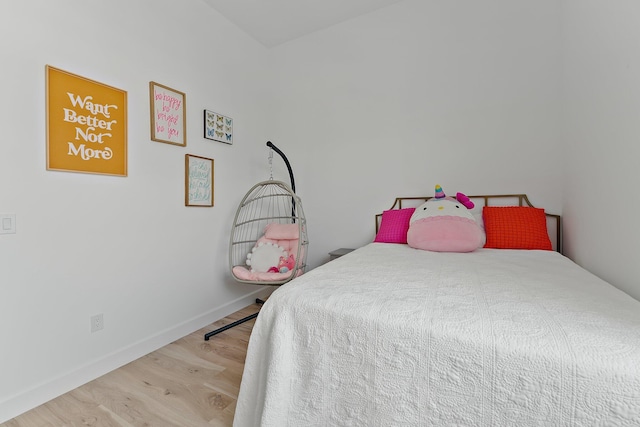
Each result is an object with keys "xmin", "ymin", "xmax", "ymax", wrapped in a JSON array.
[
  {"xmin": 229, "ymin": 179, "xmax": 308, "ymax": 285},
  {"xmin": 204, "ymin": 141, "xmax": 308, "ymax": 340}
]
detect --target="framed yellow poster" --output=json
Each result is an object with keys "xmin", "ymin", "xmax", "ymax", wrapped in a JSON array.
[{"xmin": 46, "ymin": 65, "xmax": 127, "ymax": 176}]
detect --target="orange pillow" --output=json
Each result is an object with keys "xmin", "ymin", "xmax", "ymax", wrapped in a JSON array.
[{"xmin": 483, "ymin": 206, "xmax": 552, "ymax": 250}]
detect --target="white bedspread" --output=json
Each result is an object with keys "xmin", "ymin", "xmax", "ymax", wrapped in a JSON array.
[{"xmin": 234, "ymin": 243, "xmax": 640, "ymax": 426}]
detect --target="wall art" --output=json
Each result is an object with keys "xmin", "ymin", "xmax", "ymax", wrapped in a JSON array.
[
  {"xmin": 46, "ymin": 65, "xmax": 127, "ymax": 176},
  {"xmin": 150, "ymin": 81, "xmax": 186, "ymax": 146},
  {"xmin": 204, "ymin": 110, "xmax": 233, "ymax": 144},
  {"xmin": 185, "ymin": 154, "xmax": 214, "ymax": 207}
]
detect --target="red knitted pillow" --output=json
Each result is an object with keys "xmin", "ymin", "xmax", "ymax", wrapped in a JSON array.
[
  {"xmin": 483, "ymin": 206, "xmax": 552, "ymax": 250},
  {"xmin": 374, "ymin": 208, "xmax": 415, "ymax": 244}
]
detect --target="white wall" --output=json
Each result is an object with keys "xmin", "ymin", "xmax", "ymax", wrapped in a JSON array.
[
  {"xmin": 10, "ymin": 0, "xmax": 640, "ymax": 422},
  {"xmin": 0, "ymin": 0, "xmax": 277, "ymax": 421},
  {"xmin": 268, "ymin": 0, "xmax": 564, "ymax": 267},
  {"xmin": 561, "ymin": 0, "xmax": 640, "ymax": 301}
]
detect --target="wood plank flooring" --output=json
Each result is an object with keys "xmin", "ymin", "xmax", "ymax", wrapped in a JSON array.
[{"xmin": 2, "ymin": 302, "xmax": 261, "ymax": 427}]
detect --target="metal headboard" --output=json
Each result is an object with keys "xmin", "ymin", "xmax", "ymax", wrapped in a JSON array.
[{"xmin": 375, "ymin": 194, "xmax": 562, "ymax": 254}]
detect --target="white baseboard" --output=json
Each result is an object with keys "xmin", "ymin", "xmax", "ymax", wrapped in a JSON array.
[{"xmin": 0, "ymin": 287, "xmax": 273, "ymax": 423}]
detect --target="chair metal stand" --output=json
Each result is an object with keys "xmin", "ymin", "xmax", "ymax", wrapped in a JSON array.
[{"xmin": 204, "ymin": 298, "xmax": 264, "ymax": 341}]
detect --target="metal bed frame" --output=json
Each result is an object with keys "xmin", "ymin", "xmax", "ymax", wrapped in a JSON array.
[{"xmin": 375, "ymin": 194, "xmax": 562, "ymax": 254}]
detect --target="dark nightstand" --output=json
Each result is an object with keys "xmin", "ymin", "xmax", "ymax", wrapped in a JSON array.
[{"xmin": 328, "ymin": 248, "xmax": 355, "ymax": 261}]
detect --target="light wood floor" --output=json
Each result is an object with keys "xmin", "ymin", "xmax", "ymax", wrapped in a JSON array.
[{"xmin": 2, "ymin": 302, "xmax": 261, "ymax": 427}]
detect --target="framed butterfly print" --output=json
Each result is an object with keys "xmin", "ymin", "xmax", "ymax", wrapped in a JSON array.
[{"xmin": 204, "ymin": 110, "xmax": 233, "ymax": 144}]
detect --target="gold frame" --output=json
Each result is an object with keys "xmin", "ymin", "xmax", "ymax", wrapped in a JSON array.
[
  {"xmin": 185, "ymin": 154, "xmax": 214, "ymax": 207},
  {"xmin": 149, "ymin": 81, "xmax": 186, "ymax": 146},
  {"xmin": 46, "ymin": 65, "xmax": 128, "ymax": 176}
]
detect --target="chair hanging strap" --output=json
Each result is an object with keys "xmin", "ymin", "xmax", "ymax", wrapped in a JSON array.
[
  {"xmin": 269, "ymin": 147, "xmax": 274, "ymax": 180},
  {"xmin": 266, "ymin": 141, "xmax": 296, "ymax": 194}
]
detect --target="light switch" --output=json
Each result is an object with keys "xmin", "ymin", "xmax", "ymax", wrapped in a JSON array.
[{"xmin": 0, "ymin": 214, "xmax": 16, "ymax": 234}]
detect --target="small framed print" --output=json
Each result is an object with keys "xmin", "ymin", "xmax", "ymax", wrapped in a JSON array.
[
  {"xmin": 150, "ymin": 81, "xmax": 186, "ymax": 146},
  {"xmin": 204, "ymin": 110, "xmax": 233, "ymax": 144},
  {"xmin": 185, "ymin": 154, "xmax": 214, "ymax": 207}
]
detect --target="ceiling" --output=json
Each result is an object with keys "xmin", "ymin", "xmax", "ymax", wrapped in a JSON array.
[{"xmin": 200, "ymin": 0, "xmax": 406, "ymax": 48}]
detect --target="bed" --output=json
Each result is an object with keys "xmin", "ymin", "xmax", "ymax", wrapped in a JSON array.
[{"xmin": 233, "ymin": 194, "xmax": 640, "ymax": 426}]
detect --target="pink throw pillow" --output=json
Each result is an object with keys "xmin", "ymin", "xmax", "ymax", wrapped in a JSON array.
[
  {"xmin": 407, "ymin": 216, "xmax": 483, "ymax": 252},
  {"xmin": 406, "ymin": 197, "xmax": 483, "ymax": 252},
  {"xmin": 374, "ymin": 208, "xmax": 415, "ymax": 244},
  {"xmin": 264, "ymin": 223, "xmax": 299, "ymax": 240}
]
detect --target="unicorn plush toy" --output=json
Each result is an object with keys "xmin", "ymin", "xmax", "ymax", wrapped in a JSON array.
[{"xmin": 407, "ymin": 185, "xmax": 483, "ymax": 252}]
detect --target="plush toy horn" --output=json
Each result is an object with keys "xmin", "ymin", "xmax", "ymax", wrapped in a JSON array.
[
  {"xmin": 435, "ymin": 184, "xmax": 446, "ymax": 199},
  {"xmin": 456, "ymin": 192, "xmax": 475, "ymax": 209}
]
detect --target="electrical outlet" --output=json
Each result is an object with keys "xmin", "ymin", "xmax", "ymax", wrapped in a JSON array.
[
  {"xmin": 0, "ymin": 214, "xmax": 16, "ymax": 235},
  {"xmin": 91, "ymin": 313, "xmax": 104, "ymax": 333}
]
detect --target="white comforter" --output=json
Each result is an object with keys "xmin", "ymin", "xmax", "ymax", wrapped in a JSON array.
[{"xmin": 234, "ymin": 244, "xmax": 640, "ymax": 426}]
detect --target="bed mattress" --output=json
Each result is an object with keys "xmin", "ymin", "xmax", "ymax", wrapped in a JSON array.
[{"xmin": 234, "ymin": 243, "xmax": 640, "ymax": 426}]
